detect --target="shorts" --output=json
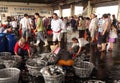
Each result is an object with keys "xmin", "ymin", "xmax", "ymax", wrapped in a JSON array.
[
  {"xmin": 78, "ymin": 30, "xmax": 85, "ymax": 38},
  {"xmin": 53, "ymin": 32, "xmax": 61, "ymax": 42},
  {"xmin": 98, "ymin": 32, "xmax": 102, "ymax": 44},
  {"xmin": 101, "ymin": 32, "xmax": 108, "ymax": 43},
  {"xmin": 90, "ymin": 29, "xmax": 96, "ymax": 38},
  {"xmin": 22, "ymin": 28, "xmax": 30, "ymax": 38}
]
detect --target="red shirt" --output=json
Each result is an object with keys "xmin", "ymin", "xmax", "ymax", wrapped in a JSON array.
[{"xmin": 14, "ymin": 42, "xmax": 30, "ymax": 53}]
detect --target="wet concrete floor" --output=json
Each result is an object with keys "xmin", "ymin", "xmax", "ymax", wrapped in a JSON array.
[
  {"xmin": 19, "ymin": 31, "xmax": 120, "ymax": 83},
  {"xmin": 19, "ymin": 39, "xmax": 120, "ymax": 83}
]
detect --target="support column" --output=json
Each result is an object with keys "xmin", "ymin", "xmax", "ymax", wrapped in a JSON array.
[
  {"xmin": 59, "ymin": 6, "xmax": 62, "ymax": 17},
  {"xmin": 87, "ymin": 0, "xmax": 93, "ymax": 17},
  {"xmin": 92, "ymin": 7, "xmax": 97, "ymax": 14},
  {"xmin": 117, "ymin": 0, "xmax": 120, "ymax": 21},
  {"xmin": 50, "ymin": 9, "xmax": 54, "ymax": 15},
  {"xmin": 82, "ymin": 0, "xmax": 93, "ymax": 17},
  {"xmin": 70, "ymin": 4, "xmax": 75, "ymax": 16}
]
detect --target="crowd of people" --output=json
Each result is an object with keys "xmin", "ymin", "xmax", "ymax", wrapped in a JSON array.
[{"xmin": 0, "ymin": 12, "xmax": 119, "ymax": 67}]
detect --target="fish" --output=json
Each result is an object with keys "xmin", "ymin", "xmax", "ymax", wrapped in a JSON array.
[{"xmin": 40, "ymin": 65, "xmax": 65, "ymax": 76}]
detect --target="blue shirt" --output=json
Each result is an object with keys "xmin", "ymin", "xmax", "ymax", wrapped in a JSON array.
[{"xmin": 98, "ymin": 19, "xmax": 103, "ymax": 32}]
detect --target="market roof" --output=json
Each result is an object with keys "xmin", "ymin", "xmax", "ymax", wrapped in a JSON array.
[{"xmin": 0, "ymin": 0, "xmax": 118, "ymax": 7}]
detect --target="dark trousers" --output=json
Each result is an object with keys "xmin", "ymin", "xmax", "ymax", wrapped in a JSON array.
[
  {"xmin": 18, "ymin": 48, "xmax": 28, "ymax": 59},
  {"xmin": 13, "ymin": 28, "xmax": 19, "ymax": 37},
  {"xmin": 78, "ymin": 30, "xmax": 85, "ymax": 38},
  {"xmin": 61, "ymin": 32, "xmax": 67, "ymax": 49},
  {"xmin": 86, "ymin": 29, "xmax": 90, "ymax": 38},
  {"xmin": 17, "ymin": 48, "xmax": 28, "ymax": 70}
]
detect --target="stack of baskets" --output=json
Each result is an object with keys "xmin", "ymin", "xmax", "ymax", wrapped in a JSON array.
[
  {"xmin": 0, "ymin": 68, "xmax": 20, "ymax": 83},
  {"xmin": 73, "ymin": 61, "xmax": 94, "ymax": 78}
]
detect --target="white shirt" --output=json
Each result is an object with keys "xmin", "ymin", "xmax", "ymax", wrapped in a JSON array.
[
  {"xmin": 61, "ymin": 20, "xmax": 67, "ymax": 33},
  {"xmin": 0, "ymin": 27, "xmax": 4, "ymax": 33},
  {"xmin": 3, "ymin": 29, "xmax": 7, "ymax": 33},
  {"xmin": 89, "ymin": 18, "xmax": 98, "ymax": 31},
  {"xmin": 109, "ymin": 28, "xmax": 117, "ymax": 38},
  {"xmin": 20, "ymin": 17, "xmax": 31, "ymax": 29},
  {"xmin": 11, "ymin": 21, "xmax": 17, "ymax": 28},
  {"xmin": 29, "ymin": 18, "xmax": 32, "ymax": 25},
  {"xmin": 78, "ymin": 38, "xmax": 89, "ymax": 47},
  {"xmin": 72, "ymin": 43, "xmax": 79, "ymax": 48},
  {"xmin": 51, "ymin": 18, "xmax": 62, "ymax": 32}
]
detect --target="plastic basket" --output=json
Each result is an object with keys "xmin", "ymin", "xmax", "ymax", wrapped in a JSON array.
[
  {"xmin": 3, "ymin": 60, "xmax": 16, "ymax": 68},
  {"xmin": 26, "ymin": 59, "xmax": 47, "ymax": 77},
  {"xmin": 12, "ymin": 55, "xmax": 22, "ymax": 63},
  {"xmin": 0, "ymin": 33, "xmax": 7, "ymax": 52},
  {"xmin": 43, "ymin": 73, "xmax": 64, "ymax": 83},
  {"xmin": 0, "ymin": 52, "xmax": 11, "ymax": 56},
  {"xmin": 6, "ymin": 34, "xmax": 17, "ymax": 54},
  {"xmin": 0, "ymin": 55, "xmax": 17, "ymax": 68},
  {"xmin": 73, "ymin": 61, "xmax": 94, "ymax": 78},
  {"xmin": 0, "ymin": 68, "xmax": 20, "ymax": 83},
  {"xmin": 74, "ymin": 54, "xmax": 85, "ymax": 62},
  {"xmin": 41, "ymin": 65, "xmax": 65, "ymax": 83}
]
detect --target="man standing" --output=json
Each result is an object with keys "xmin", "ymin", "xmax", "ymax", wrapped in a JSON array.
[
  {"xmin": 89, "ymin": 13, "xmax": 98, "ymax": 43},
  {"xmin": 112, "ymin": 14, "xmax": 118, "ymax": 29},
  {"xmin": 60, "ymin": 17, "xmax": 67, "ymax": 49},
  {"xmin": 34, "ymin": 13, "xmax": 48, "ymax": 46},
  {"xmin": 101, "ymin": 14, "xmax": 109, "ymax": 51},
  {"xmin": 70, "ymin": 16, "xmax": 77, "ymax": 32},
  {"xmin": 11, "ymin": 18, "xmax": 19, "ymax": 36},
  {"xmin": 51, "ymin": 13, "xmax": 62, "ymax": 45},
  {"xmin": 20, "ymin": 14, "xmax": 32, "ymax": 41}
]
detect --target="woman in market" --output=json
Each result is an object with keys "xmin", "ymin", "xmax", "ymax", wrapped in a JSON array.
[{"xmin": 14, "ymin": 37, "xmax": 31, "ymax": 59}]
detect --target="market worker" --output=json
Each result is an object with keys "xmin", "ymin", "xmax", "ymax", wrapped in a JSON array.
[
  {"xmin": 34, "ymin": 13, "xmax": 48, "ymax": 46},
  {"xmin": 51, "ymin": 13, "xmax": 62, "ymax": 45},
  {"xmin": 14, "ymin": 37, "xmax": 31, "ymax": 59},
  {"xmin": 68, "ymin": 37, "xmax": 90, "ymax": 56}
]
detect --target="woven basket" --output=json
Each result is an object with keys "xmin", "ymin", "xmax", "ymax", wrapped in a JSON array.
[
  {"xmin": 3, "ymin": 60, "xmax": 16, "ymax": 68},
  {"xmin": 0, "ymin": 52, "xmax": 11, "ymax": 56},
  {"xmin": 73, "ymin": 61, "xmax": 94, "ymax": 78},
  {"xmin": 43, "ymin": 74, "xmax": 64, "ymax": 83},
  {"xmin": 0, "ymin": 68, "xmax": 20, "ymax": 83},
  {"xmin": 41, "ymin": 65, "xmax": 65, "ymax": 83},
  {"xmin": 0, "ymin": 55, "xmax": 17, "ymax": 68},
  {"xmin": 87, "ymin": 80, "xmax": 105, "ymax": 83},
  {"xmin": 26, "ymin": 59, "xmax": 47, "ymax": 76}
]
